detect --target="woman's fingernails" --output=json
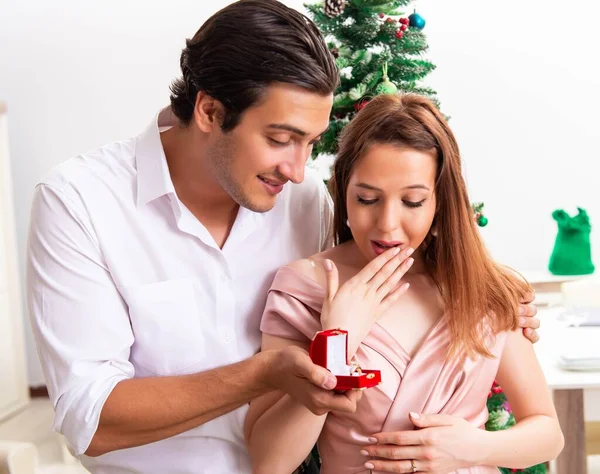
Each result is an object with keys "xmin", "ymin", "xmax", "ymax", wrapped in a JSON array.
[
  {"xmin": 406, "ymin": 257, "xmax": 414, "ymax": 266},
  {"xmin": 392, "ymin": 247, "xmax": 401, "ymax": 255},
  {"xmin": 324, "ymin": 259, "xmax": 332, "ymax": 271},
  {"xmin": 410, "ymin": 411, "xmax": 420, "ymax": 419},
  {"xmin": 519, "ymin": 317, "xmax": 526, "ymax": 326},
  {"xmin": 368, "ymin": 437, "xmax": 378, "ymax": 443},
  {"xmin": 518, "ymin": 306, "xmax": 525, "ymax": 315},
  {"xmin": 360, "ymin": 450, "xmax": 369, "ymax": 456},
  {"xmin": 406, "ymin": 247, "xmax": 415, "ymax": 256},
  {"xmin": 365, "ymin": 463, "xmax": 375, "ymax": 469}
]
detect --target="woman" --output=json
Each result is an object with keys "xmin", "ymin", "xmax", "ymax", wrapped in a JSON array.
[{"xmin": 245, "ymin": 94, "xmax": 563, "ymax": 473}]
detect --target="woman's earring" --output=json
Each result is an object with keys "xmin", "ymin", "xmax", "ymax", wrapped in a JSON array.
[
  {"xmin": 346, "ymin": 219, "xmax": 351, "ymax": 228},
  {"xmin": 431, "ymin": 227, "xmax": 438, "ymax": 237}
]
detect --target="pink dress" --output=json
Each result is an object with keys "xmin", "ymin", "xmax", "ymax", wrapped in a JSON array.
[{"xmin": 260, "ymin": 267, "xmax": 504, "ymax": 474}]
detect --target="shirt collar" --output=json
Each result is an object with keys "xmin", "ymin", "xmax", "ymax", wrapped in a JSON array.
[
  {"xmin": 135, "ymin": 106, "xmax": 177, "ymax": 207},
  {"xmin": 134, "ymin": 106, "xmax": 269, "ymax": 247}
]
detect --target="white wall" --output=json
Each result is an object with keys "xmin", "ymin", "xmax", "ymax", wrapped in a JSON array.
[
  {"xmin": 420, "ymin": 0, "xmax": 600, "ymax": 272},
  {"xmin": 0, "ymin": 0, "xmax": 599, "ymax": 385}
]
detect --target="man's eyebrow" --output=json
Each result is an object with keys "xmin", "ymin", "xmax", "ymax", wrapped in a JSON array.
[{"xmin": 267, "ymin": 124, "xmax": 329, "ymax": 137}]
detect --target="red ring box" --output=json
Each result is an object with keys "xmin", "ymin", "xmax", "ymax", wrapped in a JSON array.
[{"xmin": 309, "ymin": 329, "xmax": 382, "ymax": 391}]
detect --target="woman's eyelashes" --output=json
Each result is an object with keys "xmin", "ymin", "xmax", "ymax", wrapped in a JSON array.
[
  {"xmin": 355, "ymin": 195, "xmax": 426, "ymax": 208},
  {"xmin": 356, "ymin": 196, "xmax": 377, "ymax": 205},
  {"xmin": 404, "ymin": 200, "xmax": 425, "ymax": 208}
]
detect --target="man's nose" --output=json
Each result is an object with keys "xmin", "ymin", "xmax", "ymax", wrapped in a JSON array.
[{"xmin": 278, "ymin": 150, "xmax": 308, "ymax": 184}]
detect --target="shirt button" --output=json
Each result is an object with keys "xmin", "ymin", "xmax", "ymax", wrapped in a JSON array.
[
  {"xmin": 220, "ymin": 275, "xmax": 228, "ymax": 284},
  {"xmin": 224, "ymin": 334, "xmax": 231, "ymax": 343}
]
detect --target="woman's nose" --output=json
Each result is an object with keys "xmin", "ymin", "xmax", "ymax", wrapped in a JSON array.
[{"xmin": 377, "ymin": 203, "xmax": 401, "ymax": 233}]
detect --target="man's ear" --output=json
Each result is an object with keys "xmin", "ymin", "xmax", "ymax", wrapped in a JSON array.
[{"xmin": 193, "ymin": 91, "xmax": 225, "ymax": 133}]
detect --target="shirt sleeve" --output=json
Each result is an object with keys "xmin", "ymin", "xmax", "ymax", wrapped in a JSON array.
[{"xmin": 26, "ymin": 183, "xmax": 134, "ymax": 455}]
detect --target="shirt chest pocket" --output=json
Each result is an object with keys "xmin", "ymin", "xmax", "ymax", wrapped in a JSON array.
[{"xmin": 123, "ymin": 278, "xmax": 207, "ymax": 376}]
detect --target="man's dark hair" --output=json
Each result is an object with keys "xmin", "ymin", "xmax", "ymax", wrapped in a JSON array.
[{"xmin": 170, "ymin": 0, "xmax": 339, "ymax": 131}]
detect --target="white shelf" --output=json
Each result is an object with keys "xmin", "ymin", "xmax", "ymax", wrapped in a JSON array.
[{"xmin": 519, "ymin": 270, "xmax": 595, "ymax": 285}]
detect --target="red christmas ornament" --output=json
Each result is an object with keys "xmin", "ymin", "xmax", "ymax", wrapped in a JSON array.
[
  {"xmin": 395, "ymin": 30, "xmax": 404, "ymax": 39},
  {"xmin": 400, "ymin": 24, "xmax": 408, "ymax": 31},
  {"xmin": 354, "ymin": 99, "xmax": 370, "ymax": 112},
  {"xmin": 385, "ymin": 17, "xmax": 394, "ymax": 24},
  {"xmin": 399, "ymin": 17, "xmax": 409, "ymax": 25},
  {"xmin": 378, "ymin": 13, "xmax": 385, "ymax": 18}
]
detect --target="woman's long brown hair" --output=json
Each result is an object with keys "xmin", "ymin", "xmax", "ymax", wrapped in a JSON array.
[{"xmin": 329, "ymin": 93, "xmax": 531, "ymax": 358}]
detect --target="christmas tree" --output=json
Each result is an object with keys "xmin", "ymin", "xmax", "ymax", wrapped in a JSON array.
[{"xmin": 305, "ymin": 0, "xmax": 435, "ymax": 160}]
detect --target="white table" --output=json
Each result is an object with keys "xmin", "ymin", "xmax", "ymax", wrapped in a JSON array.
[{"xmin": 534, "ymin": 309, "xmax": 600, "ymax": 474}]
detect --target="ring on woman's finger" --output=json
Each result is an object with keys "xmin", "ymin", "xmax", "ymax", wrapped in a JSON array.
[{"xmin": 410, "ymin": 459, "xmax": 418, "ymax": 473}]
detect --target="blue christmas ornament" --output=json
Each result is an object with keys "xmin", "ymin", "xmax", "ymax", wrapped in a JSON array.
[{"xmin": 408, "ymin": 11, "xmax": 426, "ymax": 30}]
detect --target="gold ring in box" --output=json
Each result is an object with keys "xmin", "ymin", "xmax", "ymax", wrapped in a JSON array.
[{"xmin": 309, "ymin": 329, "xmax": 382, "ymax": 391}]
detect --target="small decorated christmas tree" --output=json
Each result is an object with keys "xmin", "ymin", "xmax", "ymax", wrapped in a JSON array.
[{"xmin": 305, "ymin": 0, "xmax": 435, "ymax": 159}]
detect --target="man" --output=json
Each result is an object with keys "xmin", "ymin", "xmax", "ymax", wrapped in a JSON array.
[{"xmin": 26, "ymin": 1, "xmax": 539, "ymax": 473}]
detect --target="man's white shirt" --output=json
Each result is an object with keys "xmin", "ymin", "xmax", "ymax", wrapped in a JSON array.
[{"xmin": 26, "ymin": 107, "xmax": 333, "ymax": 473}]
